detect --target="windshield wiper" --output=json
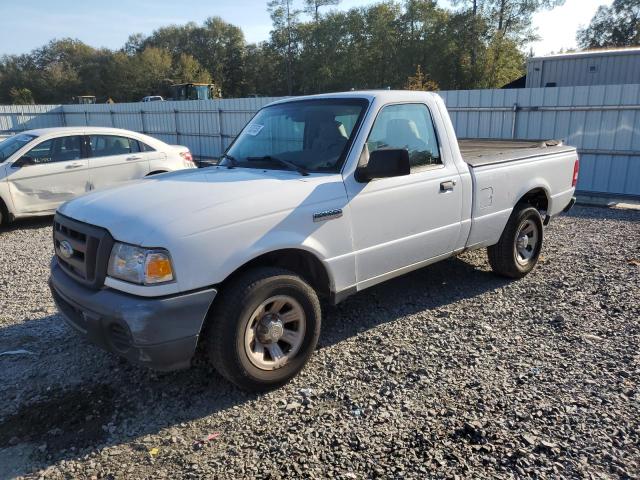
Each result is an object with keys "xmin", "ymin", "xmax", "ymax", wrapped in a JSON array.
[
  {"xmin": 246, "ymin": 155, "xmax": 309, "ymax": 176},
  {"xmin": 220, "ymin": 153, "xmax": 238, "ymax": 169}
]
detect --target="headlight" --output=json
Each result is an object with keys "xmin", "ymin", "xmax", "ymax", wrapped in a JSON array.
[{"xmin": 107, "ymin": 242, "xmax": 175, "ymax": 285}]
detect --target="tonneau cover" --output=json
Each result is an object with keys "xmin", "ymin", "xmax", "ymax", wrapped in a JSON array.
[{"xmin": 459, "ymin": 139, "xmax": 576, "ymax": 167}]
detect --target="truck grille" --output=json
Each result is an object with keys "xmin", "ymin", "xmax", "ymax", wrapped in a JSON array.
[{"xmin": 53, "ymin": 213, "xmax": 114, "ymax": 289}]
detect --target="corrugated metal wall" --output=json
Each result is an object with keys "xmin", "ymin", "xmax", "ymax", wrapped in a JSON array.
[
  {"xmin": 0, "ymin": 97, "xmax": 282, "ymax": 161},
  {"xmin": 1, "ymin": 85, "xmax": 639, "ymax": 197},
  {"xmin": 526, "ymin": 51, "xmax": 640, "ymax": 88},
  {"xmin": 440, "ymin": 84, "xmax": 640, "ymax": 197}
]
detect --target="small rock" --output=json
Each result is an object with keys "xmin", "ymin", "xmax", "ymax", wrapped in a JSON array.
[{"xmin": 285, "ymin": 402, "xmax": 301, "ymax": 412}]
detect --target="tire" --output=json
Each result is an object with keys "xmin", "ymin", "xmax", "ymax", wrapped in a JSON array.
[
  {"xmin": 205, "ymin": 267, "xmax": 321, "ymax": 391},
  {"xmin": 0, "ymin": 199, "xmax": 8, "ymax": 227},
  {"xmin": 487, "ymin": 204, "xmax": 544, "ymax": 279}
]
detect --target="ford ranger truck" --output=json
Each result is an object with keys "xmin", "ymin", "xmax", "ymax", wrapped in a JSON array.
[{"xmin": 49, "ymin": 91, "xmax": 578, "ymax": 391}]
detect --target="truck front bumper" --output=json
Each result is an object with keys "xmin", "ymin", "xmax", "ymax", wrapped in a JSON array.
[{"xmin": 49, "ymin": 258, "xmax": 217, "ymax": 371}]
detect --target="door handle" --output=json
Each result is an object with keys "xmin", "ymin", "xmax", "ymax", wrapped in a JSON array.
[
  {"xmin": 440, "ymin": 180, "xmax": 456, "ymax": 192},
  {"xmin": 126, "ymin": 156, "xmax": 142, "ymax": 161},
  {"xmin": 65, "ymin": 163, "xmax": 83, "ymax": 169}
]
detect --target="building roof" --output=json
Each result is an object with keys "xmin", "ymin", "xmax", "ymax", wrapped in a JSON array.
[{"xmin": 529, "ymin": 47, "xmax": 640, "ymax": 62}]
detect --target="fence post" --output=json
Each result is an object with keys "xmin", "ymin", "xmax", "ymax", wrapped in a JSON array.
[
  {"xmin": 61, "ymin": 106, "xmax": 67, "ymax": 127},
  {"xmin": 198, "ymin": 108, "xmax": 203, "ymax": 161},
  {"xmin": 174, "ymin": 109, "xmax": 179, "ymax": 144},
  {"xmin": 217, "ymin": 108, "xmax": 223, "ymax": 157},
  {"xmin": 140, "ymin": 109, "xmax": 146, "ymax": 134},
  {"xmin": 20, "ymin": 107, "xmax": 25, "ymax": 131},
  {"xmin": 110, "ymin": 110, "xmax": 115, "ymax": 128},
  {"xmin": 84, "ymin": 110, "xmax": 89, "ymax": 126},
  {"xmin": 511, "ymin": 103, "xmax": 519, "ymax": 139}
]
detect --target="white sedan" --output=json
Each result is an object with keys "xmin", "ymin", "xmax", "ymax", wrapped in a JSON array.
[{"xmin": 0, "ymin": 127, "xmax": 196, "ymax": 225}]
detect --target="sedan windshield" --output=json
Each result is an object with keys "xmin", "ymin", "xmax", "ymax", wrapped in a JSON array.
[
  {"xmin": 223, "ymin": 99, "xmax": 368, "ymax": 173},
  {"xmin": 0, "ymin": 134, "xmax": 37, "ymax": 162}
]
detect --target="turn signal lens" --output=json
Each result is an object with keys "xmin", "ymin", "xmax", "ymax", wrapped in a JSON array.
[{"xmin": 145, "ymin": 253, "xmax": 174, "ymax": 284}]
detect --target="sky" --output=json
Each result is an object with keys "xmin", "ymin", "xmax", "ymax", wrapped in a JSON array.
[{"xmin": 0, "ymin": 0, "xmax": 612, "ymax": 57}]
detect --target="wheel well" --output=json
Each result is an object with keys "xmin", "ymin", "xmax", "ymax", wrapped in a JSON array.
[
  {"xmin": 225, "ymin": 249, "xmax": 332, "ymax": 299},
  {"xmin": 517, "ymin": 188, "xmax": 549, "ymax": 214}
]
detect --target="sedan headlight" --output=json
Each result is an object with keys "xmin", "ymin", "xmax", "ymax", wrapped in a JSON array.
[{"xmin": 107, "ymin": 242, "xmax": 175, "ymax": 285}]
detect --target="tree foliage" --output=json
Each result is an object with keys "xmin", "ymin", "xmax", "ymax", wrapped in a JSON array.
[
  {"xmin": 0, "ymin": 1, "xmax": 562, "ymax": 104},
  {"xmin": 577, "ymin": 0, "xmax": 640, "ymax": 49},
  {"xmin": 405, "ymin": 65, "xmax": 439, "ymax": 91}
]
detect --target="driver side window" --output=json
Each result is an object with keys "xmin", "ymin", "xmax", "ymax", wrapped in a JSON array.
[
  {"xmin": 367, "ymin": 103, "xmax": 441, "ymax": 171},
  {"xmin": 25, "ymin": 136, "xmax": 83, "ymax": 164}
]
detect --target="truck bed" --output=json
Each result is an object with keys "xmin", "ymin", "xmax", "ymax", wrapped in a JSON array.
[{"xmin": 459, "ymin": 139, "xmax": 576, "ymax": 167}]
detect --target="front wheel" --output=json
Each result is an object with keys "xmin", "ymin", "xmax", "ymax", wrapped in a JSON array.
[
  {"xmin": 0, "ymin": 200, "xmax": 8, "ymax": 227},
  {"xmin": 487, "ymin": 205, "xmax": 544, "ymax": 279},
  {"xmin": 205, "ymin": 267, "xmax": 321, "ymax": 391}
]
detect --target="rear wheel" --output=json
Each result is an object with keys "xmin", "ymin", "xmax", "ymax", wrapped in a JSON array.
[
  {"xmin": 205, "ymin": 267, "xmax": 321, "ymax": 391},
  {"xmin": 487, "ymin": 205, "xmax": 543, "ymax": 279}
]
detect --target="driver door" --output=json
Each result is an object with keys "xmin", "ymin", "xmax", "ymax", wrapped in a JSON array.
[
  {"xmin": 343, "ymin": 103, "xmax": 463, "ymax": 288},
  {"xmin": 7, "ymin": 135, "xmax": 89, "ymax": 214}
]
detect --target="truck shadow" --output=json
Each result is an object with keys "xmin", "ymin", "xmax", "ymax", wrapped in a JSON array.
[{"xmin": 0, "ymin": 255, "xmax": 509, "ymax": 477}]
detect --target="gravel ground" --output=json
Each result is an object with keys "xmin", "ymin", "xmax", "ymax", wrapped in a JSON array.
[{"xmin": 0, "ymin": 205, "xmax": 638, "ymax": 479}]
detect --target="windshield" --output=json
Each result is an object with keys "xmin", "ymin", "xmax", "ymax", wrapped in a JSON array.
[
  {"xmin": 0, "ymin": 134, "xmax": 37, "ymax": 162},
  {"xmin": 223, "ymin": 99, "xmax": 368, "ymax": 173}
]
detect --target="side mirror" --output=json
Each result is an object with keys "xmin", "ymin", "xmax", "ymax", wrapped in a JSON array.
[
  {"xmin": 356, "ymin": 148, "xmax": 410, "ymax": 182},
  {"xmin": 13, "ymin": 156, "xmax": 35, "ymax": 168}
]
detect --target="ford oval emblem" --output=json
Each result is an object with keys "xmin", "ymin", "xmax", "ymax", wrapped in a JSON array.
[{"xmin": 59, "ymin": 240, "xmax": 74, "ymax": 259}]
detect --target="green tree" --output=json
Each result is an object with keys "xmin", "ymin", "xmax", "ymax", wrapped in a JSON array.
[
  {"xmin": 577, "ymin": 0, "xmax": 640, "ymax": 48},
  {"xmin": 130, "ymin": 47, "xmax": 173, "ymax": 99},
  {"xmin": 142, "ymin": 17, "xmax": 246, "ymax": 96},
  {"xmin": 304, "ymin": 0, "xmax": 340, "ymax": 21},
  {"xmin": 405, "ymin": 65, "xmax": 439, "ymax": 91},
  {"xmin": 9, "ymin": 87, "xmax": 35, "ymax": 104},
  {"xmin": 452, "ymin": 0, "xmax": 564, "ymax": 86},
  {"xmin": 268, "ymin": 0, "xmax": 302, "ymax": 95},
  {"xmin": 173, "ymin": 53, "xmax": 212, "ymax": 84}
]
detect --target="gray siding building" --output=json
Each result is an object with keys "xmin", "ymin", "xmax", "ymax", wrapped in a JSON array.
[{"xmin": 526, "ymin": 48, "xmax": 640, "ymax": 88}]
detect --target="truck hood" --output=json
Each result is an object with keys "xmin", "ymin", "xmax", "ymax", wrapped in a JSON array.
[{"xmin": 58, "ymin": 167, "xmax": 346, "ymax": 245}]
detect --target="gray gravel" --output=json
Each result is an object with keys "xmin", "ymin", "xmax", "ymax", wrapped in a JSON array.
[{"xmin": 0, "ymin": 205, "xmax": 639, "ymax": 479}]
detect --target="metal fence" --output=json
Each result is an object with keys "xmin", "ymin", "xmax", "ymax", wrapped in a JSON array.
[
  {"xmin": 0, "ymin": 97, "xmax": 282, "ymax": 162},
  {"xmin": 440, "ymin": 84, "xmax": 640, "ymax": 198},
  {"xmin": 1, "ymin": 84, "xmax": 639, "ymax": 198}
]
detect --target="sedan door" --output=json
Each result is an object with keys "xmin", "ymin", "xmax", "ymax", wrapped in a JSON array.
[
  {"xmin": 87, "ymin": 135, "xmax": 151, "ymax": 190},
  {"xmin": 343, "ymin": 103, "xmax": 463, "ymax": 288},
  {"xmin": 7, "ymin": 135, "xmax": 89, "ymax": 215}
]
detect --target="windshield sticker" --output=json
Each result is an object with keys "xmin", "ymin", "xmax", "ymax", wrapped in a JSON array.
[{"xmin": 245, "ymin": 124, "xmax": 264, "ymax": 136}]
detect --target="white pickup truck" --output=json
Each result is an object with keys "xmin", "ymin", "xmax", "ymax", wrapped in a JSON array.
[{"xmin": 49, "ymin": 91, "xmax": 578, "ymax": 391}]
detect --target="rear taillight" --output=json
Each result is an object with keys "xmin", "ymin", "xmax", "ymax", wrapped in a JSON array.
[
  {"xmin": 180, "ymin": 151, "xmax": 195, "ymax": 167},
  {"xmin": 572, "ymin": 157, "xmax": 579, "ymax": 187}
]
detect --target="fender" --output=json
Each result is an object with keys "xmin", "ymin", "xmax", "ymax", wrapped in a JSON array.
[{"xmin": 215, "ymin": 230, "xmax": 341, "ymax": 291}]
